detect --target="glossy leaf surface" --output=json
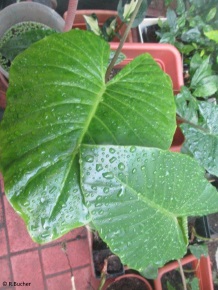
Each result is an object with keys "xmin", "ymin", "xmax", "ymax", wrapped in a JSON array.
[
  {"xmin": 181, "ymin": 102, "xmax": 218, "ymax": 176},
  {"xmin": 0, "ymin": 30, "xmax": 176, "ymax": 243},
  {"xmin": 80, "ymin": 145, "xmax": 218, "ymax": 271}
]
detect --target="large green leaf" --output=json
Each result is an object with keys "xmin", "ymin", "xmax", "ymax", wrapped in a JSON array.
[
  {"xmin": 84, "ymin": 53, "xmax": 176, "ymax": 147},
  {"xmin": 80, "ymin": 145, "xmax": 218, "ymax": 271},
  {"xmin": 181, "ymin": 102, "xmax": 218, "ymax": 176},
  {"xmin": 0, "ymin": 29, "xmax": 175, "ymax": 243}
]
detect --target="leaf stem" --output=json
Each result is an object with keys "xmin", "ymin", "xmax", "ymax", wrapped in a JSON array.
[
  {"xmin": 105, "ymin": 0, "xmax": 144, "ymax": 82},
  {"xmin": 98, "ymin": 259, "xmax": 108, "ymax": 290},
  {"xmin": 176, "ymin": 115, "xmax": 209, "ymax": 133},
  {"xmin": 178, "ymin": 259, "xmax": 187, "ymax": 290},
  {"xmin": 64, "ymin": 0, "xmax": 78, "ymax": 32}
]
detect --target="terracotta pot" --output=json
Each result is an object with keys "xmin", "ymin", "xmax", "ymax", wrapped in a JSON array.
[
  {"xmin": 64, "ymin": 10, "xmax": 134, "ymax": 42},
  {"xmin": 103, "ymin": 273, "xmax": 153, "ymax": 290},
  {"xmin": 153, "ymin": 254, "xmax": 214, "ymax": 290}
]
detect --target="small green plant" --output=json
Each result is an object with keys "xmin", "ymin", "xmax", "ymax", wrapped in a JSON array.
[
  {"xmin": 83, "ymin": 0, "xmax": 152, "ymax": 41},
  {"xmin": 0, "ymin": 24, "xmax": 55, "ymax": 73},
  {"xmin": 159, "ymin": 0, "xmax": 218, "ymax": 65},
  {"xmin": 158, "ymin": 0, "xmax": 218, "ymax": 183},
  {"xmin": 0, "ymin": 0, "xmax": 218, "ymax": 281}
]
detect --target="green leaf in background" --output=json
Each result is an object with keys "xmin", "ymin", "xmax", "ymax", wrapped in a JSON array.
[
  {"xmin": 189, "ymin": 243, "xmax": 208, "ymax": 259},
  {"xmin": 166, "ymin": 281, "xmax": 177, "ymax": 290},
  {"xmin": 117, "ymin": 0, "xmax": 151, "ymax": 28},
  {"xmin": 192, "ymin": 75, "xmax": 218, "ymax": 98},
  {"xmin": 0, "ymin": 29, "xmax": 56, "ymax": 63},
  {"xmin": 181, "ymin": 28, "xmax": 201, "ymax": 43},
  {"xmin": 102, "ymin": 16, "xmax": 117, "ymax": 41},
  {"xmin": 205, "ymin": 30, "xmax": 218, "ymax": 43},
  {"xmin": 80, "ymin": 145, "xmax": 218, "ymax": 271},
  {"xmin": 181, "ymin": 102, "xmax": 218, "ymax": 176},
  {"xmin": 176, "ymin": 86, "xmax": 198, "ymax": 124},
  {"xmin": 189, "ymin": 277, "xmax": 200, "ymax": 290},
  {"xmin": 176, "ymin": 0, "xmax": 185, "ymax": 15},
  {"xmin": 109, "ymin": 50, "xmax": 126, "ymax": 66},
  {"xmin": 206, "ymin": 7, "xmax": 217, "ymax": 22},
  {"xmin": 83, "ymin": 13, "xmax": 102, "ymax": 36},
  {"xmin": 166, "ymin": 8, "xmax": 177, "ymax": 32},
  {"xmin": 0, "ymin": 30, "xmax": 176, "ymax": 243},
  {"xmin": 190, "ymin": 53, "xmax": 204, "ymax": 76},
  {"xmin": 159, "ymin": 32, "xmax": 176, "ymax": 44},
  {"xmin": 189, "ymin": 54, "xmax": 218, "ymax": 98}
]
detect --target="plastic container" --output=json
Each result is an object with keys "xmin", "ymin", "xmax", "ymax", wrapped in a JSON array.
[
  {"xmin": 64, "ymin": 10, "xmax": 133, "ymax": 42},
  {"xmin": 110, "ymin": 42, "xmax": 184, "ymax": 95},
  {"xmin": 153, "ymin": 254, "xmax": 214, "ymax": 290}
]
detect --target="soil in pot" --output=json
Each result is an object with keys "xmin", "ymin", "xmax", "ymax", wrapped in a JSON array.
[
  {"xmin": 142, "ymin": 24, "xmax": 159, "ymax": 43},
  {"xmin": 92, "ymin": 231, "xmax": 124, "ymax": 278},
  {"xmin": 161, "ymin": 262, "xmax": 198, "ymax": 290},
  {"xmin": 106, "ymin": 277, "xmax": 150, "ymax": 290}
]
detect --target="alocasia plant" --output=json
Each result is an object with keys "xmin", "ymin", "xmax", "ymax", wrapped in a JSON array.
[{"xmin": 0, "ymin": 29, "xmax": 218, "ymax": 274}]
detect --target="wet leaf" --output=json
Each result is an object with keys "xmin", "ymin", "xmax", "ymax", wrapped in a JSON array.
[
  {"xmin": 80, "ymin": 145, "xmax": 218, "ymax": 271},
  {"xmin": 189, "ymin": 244, "xmax": 208, "ymax": 259},
  {"xmin": 176, "ymin": 86, "xmax": 198, "ymax": 124},
  {"xmin": 0, "ymin": 30, "xmax": 175, "ymax": 243},
  {"xmin": 0, "ymin": 29, "xmax": 55, "ymax": 62},
  {"xmin": 181, "ymin": 102, "xmax": 218, "ymax": 176}
]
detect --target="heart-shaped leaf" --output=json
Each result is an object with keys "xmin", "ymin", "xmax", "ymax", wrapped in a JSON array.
[
  {"xmin": 0, "ymin": 30, "xmax": 175, "ymax": 243},
  {"xmin": 80, "ymin": 145, "xmax": 218, "ymax": 271}
]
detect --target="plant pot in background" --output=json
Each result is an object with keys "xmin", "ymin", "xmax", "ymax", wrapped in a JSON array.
[
  {"xmin": 64, "ymin": 10, "xmax": 134, "ymax": 42},
  {"xmin": 103, "ymin": 273, "xmax": 153, "ymax": 290},
  {"xmin": 0, "ymin": 2, "xmax": 65, "ymax": 78},
  {"xmin": 110, "ymin": 42, "xmax": 183, "ymax": 94},
  {"xmin": 153, "ymin": 254, "xmax": 214, "ymax": 290},
  {"xmin": 138, "ymin": 18, "xmax": 167, "ymax": 43}
]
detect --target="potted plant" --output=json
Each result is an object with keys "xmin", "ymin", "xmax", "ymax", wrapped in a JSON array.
[
  {"xmin": 0, "ymin": 1, "xmax": 65, "ymax": 78},
  {"xmin": 103, "ymin": 273, "xmax": 153, "ymax": 290},
  {"xmin": 153, "ymin": 253, "xmax": 214, "ymax": 290},
  {"xmin": 63, "ymin": 0, "xmax": 154, "ymax": 42},
  {"xmin": 0, "ymin": 0, "xmax": 218, "ymax": 288},
  {"xmin": 156, "ymin": 0, "xmax": 218, "ymax": 193}
]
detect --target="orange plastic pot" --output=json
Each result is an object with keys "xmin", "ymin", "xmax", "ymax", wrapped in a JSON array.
[
  {"xmin": 0, "ymin": 73, "xmax": 7, "ymax": 110},
  {"xmin": 103, "ymin": 273, "xmax": 153, "ymax": 290},
  {"xmin": 110, "ymin": 42, "xmax": 183, "ymax": 94},
  {"xmin": 153, "ymin": 254, "xmax": 214, "ymax": 290},
  {"xmin": 63, "ymin": 10, "xmax": 133, "ymax": 42}
]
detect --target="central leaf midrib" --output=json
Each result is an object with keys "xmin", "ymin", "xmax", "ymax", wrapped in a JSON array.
[{"xmin": 48, "ymin": 84, "xmax": 107, "ymax": 219}]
